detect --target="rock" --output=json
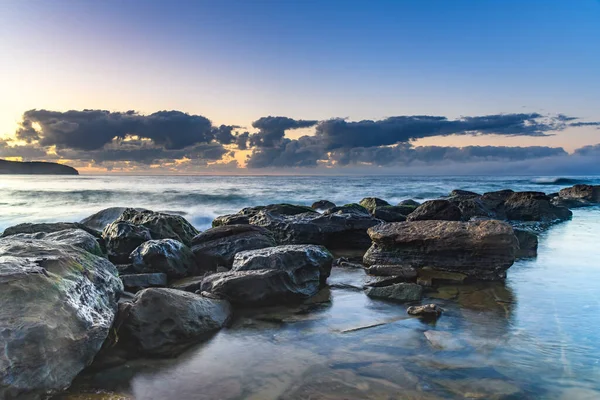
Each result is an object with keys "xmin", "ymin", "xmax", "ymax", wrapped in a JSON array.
[
  {"xmin": 247, "ymin": 206, "xmax": 381, "ymax": 252},
  {"xmin": 479, "ymin": 189, "xmax": 515, "ymax": 217},
  {"xmin": 115, "ymin": 208, "xmax": 199, "ymax": 246},
  {"xmin": 232, "ymin": 244, "xmax": 333, "ymax": 286},
  {"xmin": 451, "ymin": 197, "xmax": 495, "ymax": 220},
  {"xmin": 213, "ymin": 204, "xmax": 317, "ymax": 227},
  {"xmin": 364, "ymin": 282, "xmax": 423, "ymax": 302},
  {"xmin": 6, "ymin": 228, "xmax": 103, "ymax": 256},
  {"xmin": 407, "ymin": 304, "xmax": 443, "ymax": 318},
  {"xmin": 121, "ymin": 273, "xmax": 167, "ymax": 291},
  {"xmin": 311, "ymin": 200, "xmax": 336, "ymax": 211},
  {"xmin": 504, "ymin": 191, "xmax": 572, "ymax": 222},
  {"xmin": 102, "ymin": 221, "xmax": 152, "ymax": 264},
  {"xmin": 514, "ymin": 228, "xmax": 538, "ymax": 258},
  {"xmin": 406, "ymin": 199, "xmax": 462, "ymax": 221},
  {"xmin": 119, "ymin": 288, "xmax": 231, "ymax": 355},
  {"xmin": 1, "ymin": 222, "xmax": 101, "ymax": 238},
  {"xmin": 169, "ymin": 275, "xmax": 206, "ymax": 292},
  {"xmin": 80, "ymin": 207, "xmax": 132, "ymax": 231},
  {"xmin": 365, "ymin": 264, "xmax": 417, "ymax": 279},
  {"xmin": 191, "ymin": 224, "xmax": 276, "ymax": 271},
  {"xmin": 130, "ymin": 239, "xmax": 196, "ymax": 279},
  {"xmin": 364, "ymin": 275, "xmax": 411, "ymax": 288},
  {"xmin": 372, "ymin": 206, "xmax": 408, "ymax": 222},
  {"xmin": 359, "ymin": 197, "xmax": 390, "ymax": 213},
  {"xmin": 416, "ymin": 268, "xmax": 467, "ymax": 285},
  {"xmin": 0, "ymin": 237, "xmax": 122, "ymax": 399},
  {"xmin": 558, "ymin": 184, "xmax": 600, "ymax": 205},
  {"xmin": 333, "ymin": 257, "xmax": 364, "ymax": 269},
  {"xmin": 364, "ymin": 220, "xmax": 518, "ymax": 280},
  {"xmin": 449, "ymin": 189, "xmax": 480, "ymax": 198},
  {"xmin": 199, "ymin": 269, "xmax": 311, "ymax": 305},
  {"xmin": 398, "ymin": 199, "xmax": 421, "ymax": 207}
]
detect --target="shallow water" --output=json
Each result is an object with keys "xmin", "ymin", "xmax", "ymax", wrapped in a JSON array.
[{"xmin": 2, "ymin": 175, "xmax": 599, "ymax": 399}]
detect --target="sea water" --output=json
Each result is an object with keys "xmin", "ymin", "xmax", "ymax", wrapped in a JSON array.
[{"xmin": 1, "ymin": 175, "xmax": 599, "ymax": 399}]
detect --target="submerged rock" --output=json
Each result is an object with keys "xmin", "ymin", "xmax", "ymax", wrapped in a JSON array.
[
  {"xmin": 406, "ymin": 199, "xmax": 462, "ymax": 221},
  {"xmin": 191, "ymin": 224, "xmax": 276, "ymax": 271},
  {"xmin": 120, "ymin": 288, "xmax": 231, "ymax": 355},
  {"xmin": 311, "ymin": 200, "xmax": 336, "ymax": 211},
  {"xmin": 407, "ymin": 304, "xmax": 443, "ymax": 318},
  {"xmin": 0, "ymin": 237, "xmax": 122, "ymax": 399},
  {"xmin": 130, "ymin": 239, "xmax": 196, "ymax": 279},
  {"xmin": 102, "ymin": 221, "xmax": 152, "ymax": 264},
  {"xmin": 115, "ymin": 208, "xmax": 199, "ymax": 246},
  {"xmin": 7, "ymin": 228, "xmax": 103, "ymax": 256},
  {"xmin": 364, "ymin": 220, "xmax": 518, "ymax": 280},
  {"xmin": 364, "ymin": 282, "xmax": 423, "ymax": 302}
]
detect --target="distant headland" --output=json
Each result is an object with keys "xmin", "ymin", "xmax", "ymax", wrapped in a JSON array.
[{"xmin": 0, "ymin": 159, "xmax": 79, "ymax": 175}]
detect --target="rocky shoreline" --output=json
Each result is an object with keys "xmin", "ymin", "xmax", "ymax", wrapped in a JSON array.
[{"xmin": 0, "ymin": 184, "xmax": 598, "ymax": 398}]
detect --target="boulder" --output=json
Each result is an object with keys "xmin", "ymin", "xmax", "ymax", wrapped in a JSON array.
[
  {"xmin": 1, "ymin": 222, "xmax": 101, "ymax": 238},
  {"xmin": 247, "ymin": 205, "xmax": 381, "ymax": 252},
  {"xmin": 102, "ymin": 221, "xmax": 152, "ymax": 264},
  {"xmin": 365, "ymin": 283, "xmax": 423, "ymax": 302},
  {"xmin": 232, "ymin": 244, "xmax": 333, "ymax": 286},
  {"xmin": 398, "ymin": 199, "xmax": 421, "ymax": 207},
  {"xmin": 311, "ymin": 200, "xmax": 336, "ymax": 211},
  {"xmin": 359, "ymin": 197, "xmax": 390, "ymax": 213},
  {"xmin": 191, "ymin": 225, "xmax": 276, "ymax": 271},
  {"xmin": 452, "ymin": 197, "xmax": 494, "ymax": 221},
  {"xmin": 80, "ymin": 207, "xmax": 131, "ymax": 231},
  {"xmin": 6, "ymin": 229, "xmax": 103, "ymax": 256},
  {"xmin": 406, "ymin": 199, "xmax": 462, "ymax": 221},
  {"xmin": 131, "ymin": 239, "xmax": 197, "ymax": 279},
  {"xmin": 504, "ymin": 192, "xmax": 572, "ymax": 222},
  {"xmin": 213, "ymin": 204, "xmax": 317, "ymax": 227},
  {"xmin": 372, "ymin": 206, "xmax": 409, "ymax": 222},
  {"xmin": 121, "ymin": 273, "xmax": 167, "ymax": 291},
  {"xmin": 169, "ymin": 276, "xmax": 206, "ymax": 292},
  {"xmin": 364, "ymin": 275, "xmax": 412, "ymax": 288},
  {"xmin": 115, "ymin": 208, "xmax": 199, "ymax": 246},
  {"xmin": 449, "ymin": 189, "xmax": 481, "ymax": 198},
  {"xmin": 558, "ymin": 184, "xmax": 600, "ymax": 205},
  {"xmin": 119, "ymin": 288, "xmax": 231, "ymax": 355},
  {"xmin": 365, "ymin": 265, "xmax": 417, "ymax": 279},
  {"xmin": 514, "ymin": 229, "xmax": 538, "ymax": 258},
  {"xmin": 0, "ymin": 237, "xmax": 122, "ymax": 399},
  {"xmin": 479, "ymin": 189, "xmax": 515, "ymax": 217},
  {"xmin": 407, "ymin": 304, "xmax": 443, "ymax": 318},
  {"xmin": 364, "ymin": 220, "xmax": 518, "ymax": 281}
]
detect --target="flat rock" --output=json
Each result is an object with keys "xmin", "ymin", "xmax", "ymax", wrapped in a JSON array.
[
  {"xmin": 1, "ymin": 221, "xmax": 101, "ymax": 238},
  {"xmin": 364, "ymin": 282, "xmax": 423, "ymax": 302},
  {"xmin": 365, "ymin": 264, "xmax": 417, "ymax": 279},
  {"xmin": 363, "ymin": 275, "xmax": 411, "ymax": 288},
  {"xmin": 6, "ymin": 228, "xmax": 103, "ymax": 256},
  {"xmin": 364, "ymin": 220, "xmax": 518, "ymax": 281}
]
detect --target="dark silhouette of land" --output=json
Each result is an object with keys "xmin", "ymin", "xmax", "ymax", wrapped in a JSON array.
[{"xmin": 0, "ymin": 159, "xmax": 78, "ymax": 175}]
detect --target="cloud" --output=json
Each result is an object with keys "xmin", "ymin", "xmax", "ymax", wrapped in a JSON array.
[
  {"xmin": 569, "ymin": 121, "xmax": 600, "ymax": 128},
  {"xmin": 573, "ymin": 143, "xmax": 600, "ymax": 156},
  {"xmin": 245, "ymin": 116, "xmax": 318, "ymax": 147}
]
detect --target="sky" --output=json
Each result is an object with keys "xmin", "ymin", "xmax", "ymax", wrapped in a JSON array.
[{"xmin": 0, "ymin": 0, "xmax": 599, "ymax": 174}]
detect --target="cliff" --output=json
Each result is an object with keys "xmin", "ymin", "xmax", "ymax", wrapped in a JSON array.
[{"xmin": 0, "ymin": 159, "xmax": 79, "ymax": 175}]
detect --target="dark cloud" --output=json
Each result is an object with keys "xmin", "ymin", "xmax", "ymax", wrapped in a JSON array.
[
  {"xmin": 569, "ymin": 121, "xmax": 600, "ymax": 128},
  {"xmin": 246, "ymin": 136, "xmax": 324, "ymax": 168},
  {"xmin": 236, "ymin": 131, "xmax": 250, "ymax": 150},
  {"xmin": 15, "ymin": 109, "xmax": 235, "ymax": 151},
  {"xmin": 0, "ymin": 139, "xmax": 51, "ymax": 159},
  {"xmin": 573, "ymin": 143, "xmax": 600, "ymax": 156},
  {"xmin": 247, "ymin": 116, "xmax": 318, "ymax": 147}
]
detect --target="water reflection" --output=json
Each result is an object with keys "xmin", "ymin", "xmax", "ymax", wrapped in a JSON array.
[{"xmin": 59, "ymin": 208, "xmax": 600, "ymax": 399}]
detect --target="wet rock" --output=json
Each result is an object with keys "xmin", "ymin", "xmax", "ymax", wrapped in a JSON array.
[
  {"xmin": 514, "ymin": 228, "xmax": 538, "ymax": 258},
  {"xmin": 213, "ymin": 204, "xmax": 317, "ymax": 227},
  {"xmin": 169, "ymin": 275, "xmax": 207, "ymax": 292},
  {"xmin": 0, "ymin": 237, "xmax": 122, "ymax": 399},
  {"xmin": 372, "ymin": 206, "xmax": 409, "ymax": 222},
  {"xmin": 417, "ymin": 268, "xmax": 467, "ymax": 285},
  {"xmin": 451, "ymin": 197, "xmax": 495, "ymax": 220},
  {"xmin": 449, "ymin": 189, "xmax": 481, "ymax": 198},
  {"xmin": 247, "ymin": 205, "xmax": 381, "ymax": 252},
  {"xmin": 119, "ymin": 288, "xmax": 231, "ymax": 356},
  {"xmin": 407, "ymin": 304, "xmax": 443, "ymax": 318},
  {"xmin": 437, "ymin": 378, "xmax": 521, "ymax": 399},
  {"xmin": 364, "ymin": 275, "xmax": 411, "ymax": 288},
  {"xmin": 102, "ymin": 221, "xmax": 152, "ymax": 264},
  {"xmin": 191, "ymin": 224, "xmax": 276, "ymax": 271},
  {"xmin": 80, "ymin": 207, "xmax": 133, "ymax": 231},
  {"xmin": 504, "ymin": 191, "xmax": 572, "ymax": 222},
  {"xmin": 365, "ymin": 264, "xmax": 417, "ymax": 279},
  {"xmin": 121, "ymin": 273, "xmax": 167, "ymax": 291},
  {"xmin": 1, "ymin": 221, "xmax": 101, "ymax": 238},
  {"xmin": 333, "ymin": 257, "xmax": 364, "ymax": 269},
  {"xmin": 406, "ymin": 199, "xmax": 462, "ymax": 221},
  {"xmin": 131, "ymin": 239, "xmax": 196, "ymax": 279},
  {"xmin": 115, "ymin": 208, "xmax": 199, "ymax": 246},
  {"xmin": 480, "ymin": 189, "xmax": 515, "ymax": 216},
  {"xmin": 311, "ymin": 200, "xmax": 336, "ymax": 211},
  {"xmin": 359, "ymin": 197, "xmax": 390, "ymax": 213},
  {"xmin": 398, "ymin": 199, "xmax": 421, "ymax": 207},
  {"xmin": 7, "ymin": 228, "xmax": 103, "ymax": 256},
  {"xmin": 558, "ymin": 184, "xmax": 600, "ymax": 205},
  {"xmin": 364, "ymin": 220, "xmax": 518, "ymax": 281},
  {"xmin": 232, "ymin": 244, "xmax": 333, "ymax": 286},
  {"xmin": 423, "ymin": 331, "xmax": 464, "ymax": 350},
  {"xmin": 364, "ymin": 282, "xmax": 423, "ymax": 301}
]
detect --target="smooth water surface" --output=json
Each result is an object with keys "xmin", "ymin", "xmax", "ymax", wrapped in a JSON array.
[{"xmin": 1, "ymin": 175, "xmax": 599, "ymax": 399}]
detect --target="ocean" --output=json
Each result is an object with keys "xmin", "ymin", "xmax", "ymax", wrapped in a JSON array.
[{"xmin": 2, "ymin": 175, "xmax": 600, "ymax": 399}]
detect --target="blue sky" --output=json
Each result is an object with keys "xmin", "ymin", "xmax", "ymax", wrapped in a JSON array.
[{"xmin": 1, "ymin": 0, "xmax": 599, "ymax": 172}]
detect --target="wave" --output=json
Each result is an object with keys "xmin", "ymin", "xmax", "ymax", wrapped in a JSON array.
[{"xmin": 530, "ymin": 177, "xmax": 587, "ymax": 185}]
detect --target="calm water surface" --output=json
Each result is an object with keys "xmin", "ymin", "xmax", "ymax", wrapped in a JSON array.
[{"xmin": 2, "ymin": 175, "xmax": 599, "ymax": 399}]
